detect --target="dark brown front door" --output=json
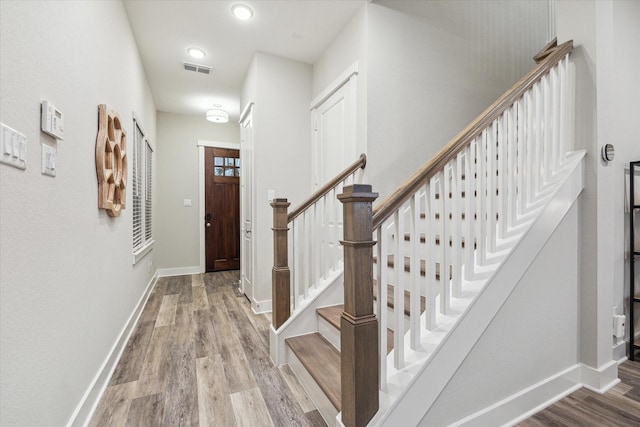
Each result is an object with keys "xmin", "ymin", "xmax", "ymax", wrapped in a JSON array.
[{"xmin": 205, "ymin": 147, "xmax": 240, "ymax": 271}]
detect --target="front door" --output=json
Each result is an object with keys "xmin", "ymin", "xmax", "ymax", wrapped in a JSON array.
[{"xmin": 205, "ymin": 147, "xmax": 240, "ymax": 271}]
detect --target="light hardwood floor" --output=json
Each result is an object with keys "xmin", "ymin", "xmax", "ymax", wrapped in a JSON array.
[
  {"xmin": 89, "ymin": 271, "xmax": 326, "ymax": 427},
  {"xmin": 90, "ymin": 270, "xmax": 640, "ymax": 426},
  {"xmin": 518, "ymin": 360, "xmax": 640, "ymax": 426}
]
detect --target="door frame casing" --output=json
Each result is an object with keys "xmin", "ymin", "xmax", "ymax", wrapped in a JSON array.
[{"xmin": 198, "ymin": 140, "xmax": 241, "ymax": 274}]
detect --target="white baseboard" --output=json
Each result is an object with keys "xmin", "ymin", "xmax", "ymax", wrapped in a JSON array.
[
  {"xmin": 252, "ymin": 298, "xmax": 272, "ymax": 314},
  {"xmin": 156, "ymin": 266, "xmax": 201, "ymax": 277},
  {"xmin": 66, "ymin": 272, "xmax": 158, "ymax": 427},
  {"xmin": 453, "ymin": 365, "xmax": 581, "ymax": 426},
  {"xmin": 580, "ymin": 360, "xmax": 620, "ymax": 393},
  {"xmin": 612, "ymin": 341, "xmax": 627, "ymax": 363}
]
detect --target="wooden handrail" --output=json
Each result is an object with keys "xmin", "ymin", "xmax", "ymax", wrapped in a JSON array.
[
  {"xmin": 372, "ymin": 40, "xmax": 573, "ymax": 230},
  {"xmin": 288, "ymin": 153, "xmax": 367, "ymax": 223},
  {"xmin": 533, "ymin": 37, "xmax": 558, "ymax": 63}
]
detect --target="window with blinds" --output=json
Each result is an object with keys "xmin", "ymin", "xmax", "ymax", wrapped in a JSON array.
[{"xmin": 132, "ymin": 116, "xmax": 153, "ymax": 261}]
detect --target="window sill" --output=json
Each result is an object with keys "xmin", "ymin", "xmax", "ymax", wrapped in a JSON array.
[{"xmin": 133, "ymin": 240, "xmax": 154, "ymax": 265}]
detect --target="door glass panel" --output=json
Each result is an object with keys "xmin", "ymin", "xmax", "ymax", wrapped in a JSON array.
[
  {"xmin": 235, "ymin": 158, "xmax": 241, "ymax": 167},
  {"xmin": 235, "ymin": 167, "xmax": 241, "ymax": 177},
  {"xmin": 225, "ymin": 167, "xmax": 235, "ymax": 176},
  {"xmin": 214, "ymin": 167, "xmax": 224, "ymax": 176},
  {"xmin": 214, "ymin": 157, "xmax": 223, "ymax": 166},
  {"xmin": 225, "ymin": 157, "xmax": 234, "ymax": 166}
]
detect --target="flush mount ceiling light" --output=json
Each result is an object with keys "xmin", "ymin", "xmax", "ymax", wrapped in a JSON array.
[
  {"xmin": 206, "ymin": 105, "xmax": 229, "ymax": 123},
  {"xmin": 187, "ymin": 47, "xmax": 206, "ymax": 59},
  {"xmin": 231, "ymin": 4, "xmax": 253, "ymax": 20}
]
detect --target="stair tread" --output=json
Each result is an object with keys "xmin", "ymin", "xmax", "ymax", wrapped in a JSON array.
[
  {"xmin": 286, "ymin": 333, "xmax": 341, "ymax": 411},
  {"xmin": 317, "ymin": 305, "xmax": 395, "ymax": 354},
  {"xmin": 317, "ymin": 305, "xmax": 343, "ymax": 330}
]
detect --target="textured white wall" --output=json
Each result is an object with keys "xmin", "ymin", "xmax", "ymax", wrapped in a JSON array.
[
  {"xmin": 312, "ymin": 5, "xmax": 368, "ymax": 176},
  {"xmin": 605, "ymin": 0, "xmax": 640, "ymax": 352},
  {"xmin": 0, "ymin": 1, "xmax": 156, "ymax": 425},
  {"xmin": 420, "ymin": 204, "xmax": 580, "ymax": 425},
  {"xmin": 557, "ymin": 0, "xmax": 640, "ymax": 368},
  {"xmin": 155, "ymin": 112, "xmax": 239, "ymax": 269},
  {"xmin": 241, "ymin": 52, "xmax": 313, "ymax": 309},
  {"xmin": 367, "ymin": 1, "xmax": 550, "ymax": 201}
]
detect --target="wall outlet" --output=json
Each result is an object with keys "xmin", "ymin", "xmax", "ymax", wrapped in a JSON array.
[{"xmin": 613, "ymin": 314, "xmax": 625, "ymax": 338}]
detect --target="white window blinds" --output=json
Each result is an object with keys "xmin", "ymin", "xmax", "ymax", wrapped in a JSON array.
[{"xmin": 132, "ymin": 116, "xmax": 153, "ymax": 258}]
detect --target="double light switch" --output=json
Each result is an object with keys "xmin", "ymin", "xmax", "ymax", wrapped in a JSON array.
[{"xmin": 0, "ymin": 122, "xmax": 27, "ymax": 170}]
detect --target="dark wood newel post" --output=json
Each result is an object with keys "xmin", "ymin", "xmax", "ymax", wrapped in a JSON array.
[
  {"xmin": 271, "ymin": 198, "xmax": 291, "ymax": 329},
  {"xmin": 338, "ymin": 184, "xmax": 379, "ymax": 427}
]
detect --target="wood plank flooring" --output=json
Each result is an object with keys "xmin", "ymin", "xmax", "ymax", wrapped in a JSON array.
[
  {"xmin": 89, "ymin": 270, "xmax": 640, "ymax": 426},
  {"xmin": 518, "ymin": 360, "xmax": 640, "ymax": 426},
  {"xmin": 89, "ymin": 271, "xmax": 326, "ymax": 427}
]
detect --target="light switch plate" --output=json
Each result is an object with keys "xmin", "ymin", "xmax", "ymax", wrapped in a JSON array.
[
  {"xmin": 184, "ymin": 199, "xmax": 192, "ymax": 207},
  {"xmin": 0, "ymin": 122, "xmax": 27, "ymax": 170},
  {"xmin": 41, "ymin": 143, "xmax": 56, "ymax": 177}
]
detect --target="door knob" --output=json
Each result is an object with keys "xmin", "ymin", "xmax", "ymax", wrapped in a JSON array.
[{"xmin": 206, "ymin": 222, "xmax": 211, "ymax": 227}]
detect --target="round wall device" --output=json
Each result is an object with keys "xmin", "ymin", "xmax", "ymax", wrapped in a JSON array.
[{"xmin": 601, "ymin": 143, "xmax": 615, "ymax": 162}]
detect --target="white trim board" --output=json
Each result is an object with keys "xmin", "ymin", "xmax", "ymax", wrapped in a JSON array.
[
  {"xmin": 67, "ymin": 272, "xmax": 158, "ymax": 427},
  {"xmin": 310, "ymin": 62, "xmax": 358, "ymax": 110},
  {"xmin": 156, "ymin": 266, "xmax": 201, "ymax": 278},
  {"xmin": 252, "ymin": 297, "xmax": 272, "ymax": 314},
  {"xmin": 453, "ymin": 365, "xmax": 582, "ymax": 426},
  {"xmin": 580, "ymin": 360, "xmax": 620, "ymax": 393},
  {"xmin": 197, "ymin": 140, "xmax": 241, "ymax": 273}
]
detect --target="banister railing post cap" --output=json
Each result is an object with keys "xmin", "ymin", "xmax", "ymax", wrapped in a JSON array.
[
  {"xmin": 270, "ymin": 198, "xmax": 290, "ymax": 208},
  {"xmin": 338, "ymin": 184, "xmax": 378, "ymax": 203}
]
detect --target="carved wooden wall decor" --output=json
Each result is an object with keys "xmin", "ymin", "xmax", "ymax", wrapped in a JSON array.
[{"xmin": 95, "ymin": 104, "xmax": 127, "ymax": 217}]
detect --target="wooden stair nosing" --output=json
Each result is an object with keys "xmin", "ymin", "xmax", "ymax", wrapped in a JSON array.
[
  {"xmin": 317, "ymin": 304, "xmax": 394, "ymax": 354},
  {"xmin": 286, "ymin": 333, "xmax": 341, "ymax": 411},
  {"xmin": 316, "ymin": 305, "xmax": 343, "ymax": 330}
]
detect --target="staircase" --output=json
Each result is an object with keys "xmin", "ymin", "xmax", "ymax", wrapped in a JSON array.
[{"xmin": 271, "ymin": 40, "xmax": 583, "ymax": 426}]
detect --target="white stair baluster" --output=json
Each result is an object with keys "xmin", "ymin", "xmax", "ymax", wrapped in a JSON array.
[
  {"xmin": 464, "ymin": 143, "xmax": 476, "ymax": 280},
  {"xmin": 394, "ymin": 208, "xmax": 405, "ymax": 369},
  {"xmin": 516, "ymin": 97, "xmax": 526, "ymax": 218},
  {"xmin": 376, "ymin": 224, "xmax": 388, "ymax": 391},
  {"xmin": 410, "ymin": 192, "xmax": 421, "ymax": 349},
  {"xmin": 487, "ymin": 122, "xmax": 497, "ymax": 253},
  {"xmin": 427, "ymin": 177, "xmax": 437, "ymax": 330},
  {"xmin": 452, "ymin": 154, "xmax": 463, "ymax": 297}
]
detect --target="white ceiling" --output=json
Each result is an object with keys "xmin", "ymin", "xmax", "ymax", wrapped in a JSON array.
[{"xmin": 123, "ymin": 0, "xmax": 366, "ymax": 122}]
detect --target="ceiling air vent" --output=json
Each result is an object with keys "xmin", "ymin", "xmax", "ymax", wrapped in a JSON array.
[{"xmin": 182, "ymin": 62, "xmax": 212, "ymax": 75}]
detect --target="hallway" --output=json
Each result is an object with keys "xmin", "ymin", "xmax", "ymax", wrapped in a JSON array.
[{"xmin": 89, "ymin": 271, "xmax": 325, "ymax": 426}]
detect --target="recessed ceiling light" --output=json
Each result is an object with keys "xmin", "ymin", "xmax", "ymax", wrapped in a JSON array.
[
  {"xmin": 232, "ymin": 4, "xmax": 253, "ymax": 20},
  {"xmin": 187, "ymin": 47, "xmax": 206, "ymax": 59}
]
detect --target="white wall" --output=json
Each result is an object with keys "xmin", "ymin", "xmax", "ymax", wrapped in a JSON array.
[
  {"xmin": 421, "ymin": 203, "xmax": 580, "ymax": 426},
  {"xmin": 0, "ymin": 1, "xmax": 156, "ymax": 425},
  {"xmin": 241, "ymin": 52, "xmax": 312, "ymax": 310},
  {"xmin": 605, "ymin": 0, "xmax": 640, "ymax": 354},
  {"xmin": 155, "ymin": 112, "xmax": 239, "ymax": 270},
  {"xmin": 557, "ymin": 0, "xmax": 640, "ymax": 369},
  {"xmin": 366, "ymin": 1, "xmax": 550, "ymax": 201},
  {"xmin": 312, "ymin": 5, "xmax": 368, "ymax": 166}
]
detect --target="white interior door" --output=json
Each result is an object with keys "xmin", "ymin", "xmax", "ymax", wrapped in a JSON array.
[
  {"xmin": 240, "ymin": 106, "xmax": 254, "ymax": 299},
  {"xmin": 312, "ymin": 76, "xmax": 357, "ymax": 275}
]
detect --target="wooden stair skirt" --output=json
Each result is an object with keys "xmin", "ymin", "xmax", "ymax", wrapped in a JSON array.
[{"xmin": 286, "ymin": 305, "xmax": 394, "ymax": 425}]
